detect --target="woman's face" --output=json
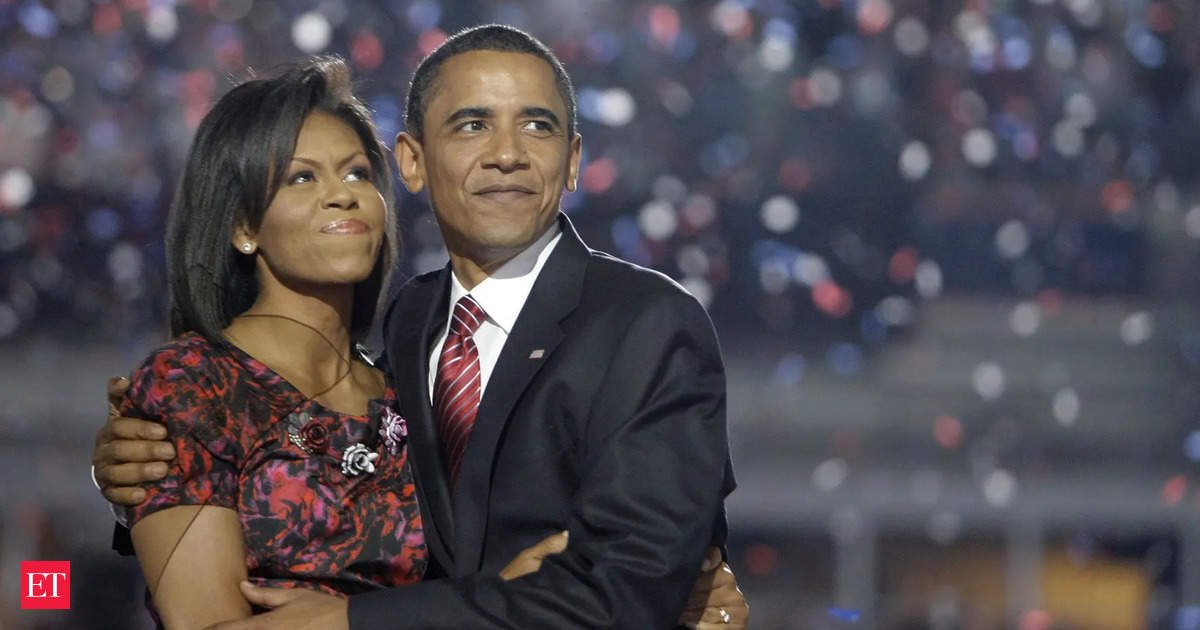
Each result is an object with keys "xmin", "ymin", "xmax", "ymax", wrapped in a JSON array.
[{"xmin": 237, "ymin": 111, "xmax": 386, "ymax": 293}]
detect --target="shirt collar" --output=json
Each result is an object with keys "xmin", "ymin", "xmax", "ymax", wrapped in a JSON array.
[{"xmin": 447, "ymin": 222, "xmax": 563, "ymax": 334}]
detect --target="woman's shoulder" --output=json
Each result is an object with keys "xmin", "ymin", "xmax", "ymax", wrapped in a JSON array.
[
  {"xmin": 127, "ymin": 332, "xmax": 240, "ymax": 400},
  {"xmin": 133, "ymin": 332, "xmax": 221, "ymax": 374}
]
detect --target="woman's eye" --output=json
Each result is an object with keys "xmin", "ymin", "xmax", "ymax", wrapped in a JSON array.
[
  {"xmin": 345, "ymin": 167, "xmax": 371, "ymax": 182},
  {"xmin": 288, "ymin": 171, "xmax": 314, "ymax": 184}
]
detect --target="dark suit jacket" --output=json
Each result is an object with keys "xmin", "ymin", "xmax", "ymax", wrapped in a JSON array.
[{"xmin": 348, "ymin": 215, "xmax": 735, "ymax": 628}]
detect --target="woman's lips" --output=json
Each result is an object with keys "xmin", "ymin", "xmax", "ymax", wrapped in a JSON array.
[{"xmin": 320, "ymin": 218, "xmax": 369, "ymax": 234}]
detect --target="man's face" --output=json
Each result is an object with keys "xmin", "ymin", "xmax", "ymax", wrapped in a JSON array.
[{"xmin": 397, "ymin": 50, "xmax": 581, "ymax": 268}]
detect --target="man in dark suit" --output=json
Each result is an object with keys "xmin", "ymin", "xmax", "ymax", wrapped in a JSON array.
[{"xmin": 94, "ymin": 24, "xmax": 737, "ymax": 628}]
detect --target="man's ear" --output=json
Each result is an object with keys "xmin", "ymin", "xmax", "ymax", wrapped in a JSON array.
[
  {"xmin": 565, "ymin": 132, "xmax": 582, "ymax": 193},
  {"xmin": 395, "ymin": 132, "xmax": 427, "ymax": 194}
]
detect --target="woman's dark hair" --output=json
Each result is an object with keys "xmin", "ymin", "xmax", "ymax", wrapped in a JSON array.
[{"xmin": 166, "ymin": 56, "xmax": 396, "ymax": 343}]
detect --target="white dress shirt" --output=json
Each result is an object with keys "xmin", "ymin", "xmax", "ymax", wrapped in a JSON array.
[{"xmin": 428, "ymin": 224, "xmax": 563, "ymax": 402}]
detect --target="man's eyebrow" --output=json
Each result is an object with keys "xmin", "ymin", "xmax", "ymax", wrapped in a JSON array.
[
  {"xmin": 522, "ymin": 107, "xmax": 561, "ymax": 127},
  {"xmin": 445, "ymin": 107, "xmax": 492, "ymax": 125}
]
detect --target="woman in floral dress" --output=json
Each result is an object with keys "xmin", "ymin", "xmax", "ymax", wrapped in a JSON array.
[{"xmin": 120, "ymin": 57, "xmax": 427, "ymax": 627}]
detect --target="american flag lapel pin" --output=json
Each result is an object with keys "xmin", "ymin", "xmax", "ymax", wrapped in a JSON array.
[{"xmin": 528, "ymin": 349, "xmax": 545, "ymax": 359}]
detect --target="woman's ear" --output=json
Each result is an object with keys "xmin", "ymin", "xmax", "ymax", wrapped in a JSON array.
[{"xmin": 231, "ymin": 222, "xmax": 257, "ymax": 255}]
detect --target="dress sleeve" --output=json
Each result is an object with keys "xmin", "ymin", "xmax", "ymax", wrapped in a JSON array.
[{"xmin": 120, "ymin": 344, "xmax": 243, "ymax": 526}]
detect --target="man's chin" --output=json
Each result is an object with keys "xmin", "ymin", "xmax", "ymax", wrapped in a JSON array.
[{"xmin": 454, "ymin": 229, "xmax": 536, "ymax": 256}]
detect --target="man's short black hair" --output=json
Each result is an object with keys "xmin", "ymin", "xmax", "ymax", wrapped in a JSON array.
[
  {"xmin": 166, "ymin": 56, "xmax": 397, "ymax": 343},
  {"xmin": 404, "ymin": 24, "xmax": 577, "ymax": 142}
]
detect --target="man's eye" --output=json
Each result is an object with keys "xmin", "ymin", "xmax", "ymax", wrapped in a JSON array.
[
  {"xmin": 524, "ymin": 120, "xmax": 553, "ymax": 133},
  {"xmin": 458, "ymin": 120, "xmax": 486, "ymax": 132}
]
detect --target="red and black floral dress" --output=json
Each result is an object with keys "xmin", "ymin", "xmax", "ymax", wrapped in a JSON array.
[{"xmin": 122, "ymin": 332, "xmax": 426, "ymax": 597}]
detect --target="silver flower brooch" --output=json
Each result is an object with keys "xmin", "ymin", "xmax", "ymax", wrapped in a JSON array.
[
  {"xmin": 286, "ymin": 411, "xmax": 378, "ymax": 478},
  {"xmin": 341, "ymin": 443, "xmax": 379, "ymax": 476}
]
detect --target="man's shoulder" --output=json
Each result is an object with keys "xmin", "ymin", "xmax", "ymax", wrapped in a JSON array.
[
  {"xmin": 581, "ymin": 248, "xmax": 694, "ymax": 304},
  {"xmin": 394, "ymin": 268, "xmax": 445, "ymax": 294},
  {"xmin": 382, "ymin": 268, "xmax": 444, "ymax": 314},
  {"xmin": 568, "ymin": 247, "xmax": 720, "ymax": 341}
]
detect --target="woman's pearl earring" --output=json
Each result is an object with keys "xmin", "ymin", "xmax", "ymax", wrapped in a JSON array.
[{"xmin": 241, "ymin": 243, "xmax": 254, "ymax": 253}]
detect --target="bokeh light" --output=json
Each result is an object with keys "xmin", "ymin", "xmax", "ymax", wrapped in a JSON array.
[{"xmin": 292, "ymin": 12, "xmax": 332, "ymax": 53}]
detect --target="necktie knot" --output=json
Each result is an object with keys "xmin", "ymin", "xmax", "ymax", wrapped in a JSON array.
[{"xmin": 450, "ymin": 295, "xmax": 486, "ymax": 337}]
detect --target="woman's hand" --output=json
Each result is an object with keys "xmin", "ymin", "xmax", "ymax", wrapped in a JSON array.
[
  {"xmin": 678, "ymin": 548, "xmax": 749, "ymax": 629},
  {"xmin": 499, "ymin": 531, "xmax": 569, "ymax": 580}
]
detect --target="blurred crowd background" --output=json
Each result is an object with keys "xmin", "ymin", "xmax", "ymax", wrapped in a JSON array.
[{"xmin": 2, "ymin": 0, "xmax": 1199, "ymax": 628}]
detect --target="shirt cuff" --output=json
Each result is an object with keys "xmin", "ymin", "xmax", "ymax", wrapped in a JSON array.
[{"xmin": 92, "ymin": 465, "xmax": 131, "ymax": 528}]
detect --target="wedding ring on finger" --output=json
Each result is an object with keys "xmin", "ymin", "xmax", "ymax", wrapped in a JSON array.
[{"xmin": 720, "ymin": 607, "xmax": 731, "ymax": 624}]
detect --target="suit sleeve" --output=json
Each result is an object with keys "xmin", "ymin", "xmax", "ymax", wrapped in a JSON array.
[{"xmin": 349, "ymin": 291, "xmax": 734, "ymax": 628}]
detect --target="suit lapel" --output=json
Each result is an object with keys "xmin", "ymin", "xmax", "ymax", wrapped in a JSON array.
[
  {"xmin": 387, "ymin": 268, "xmax": 456, "ymax": 570},
  {"xmin": 452, "ymin": 215, "xmax": 589, "ymax": 572}
]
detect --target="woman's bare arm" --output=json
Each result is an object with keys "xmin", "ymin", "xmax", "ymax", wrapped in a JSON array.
[{"xmin": 131, "ymin": 505, "xmax": 250, "ymax": 630}]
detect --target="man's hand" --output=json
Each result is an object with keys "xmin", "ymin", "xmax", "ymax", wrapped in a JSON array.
[
  {"xmin": 678, "ymin": 548, "xmax": 749, "ymax": 629},
  {"xmin": 206, "ymin": 582, "xmax": 348, "ymax": 630},
  {"xmin": 92, "ymin": 376, "xmax": 176, "ymax": 505},
  {"xmin": 499, "ymin": 531, "xmax": 568, "ymax": 580}
]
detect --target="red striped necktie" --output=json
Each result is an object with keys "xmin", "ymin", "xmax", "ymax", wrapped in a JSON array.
[{"xmin": 434, "ymin": 295, "xmax": 487, "ymax": 487}]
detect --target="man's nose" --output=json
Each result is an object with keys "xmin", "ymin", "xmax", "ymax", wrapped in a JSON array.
[{"xmin": 483, "ymin": 127, "xmax": 529, "ymax": 172}]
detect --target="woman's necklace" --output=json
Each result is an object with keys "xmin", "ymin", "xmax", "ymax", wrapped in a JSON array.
[
  {"xmin": 230, "ymin": 313, "xmax": 380, "ymax": 476},
  {"xmin": 232, "ymin": 312, "xmax": 354, "ymax": 401}
]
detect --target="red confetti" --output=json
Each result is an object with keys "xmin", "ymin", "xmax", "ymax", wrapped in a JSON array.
[
  {"xmin": 933, "ymin": 415, "xmax": 963, "ymax": 450},
  {"xmin": 352, "ymin": 31, "xmax": 384, "ymax": 71},
  {"xmin": 778, "ymin": 157, "xmax": 812, "ymax": 192},
  {"xmin": 1148, "ymin": 2, "xmax": 1175, "ymax": 33},
  {"xmin": 1018, "ymin": 609, "xmax": 1054, "ymax": 630},
  {"xmin": 888, "ymin": 247, "xmax": 919, "ymax": 284},
  {"xmin": 789, "ymin": 78, "xmax": 814, "ymax": 110},
  {"xmin": 1163, "ymin": 474, "xmax": 1187, "ymax": 506},
  {"xmin": 812, "ymin": 281, "xmax": 852, "ymax": 318},
  {"xmin": 581, "ymin": 158, "xmax": 618, "ymax": 194},
  {"xmin": 1101, "ymin": 180, "xmax": 1133, "ymax": 214},
  {"xmin": 92, "ymin": 3, "xmax": 123, "ymax": 36},
  {"xmin": 743, "ymin": 544, "xmax": 779, "ymax": 577},
  {"xmin": 418, "ymin": 29, "xmax": 448, "ymax": 57},
  {"xmin": 648, "ymin": 5, "xmax": 680, "ymax": 48}
]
